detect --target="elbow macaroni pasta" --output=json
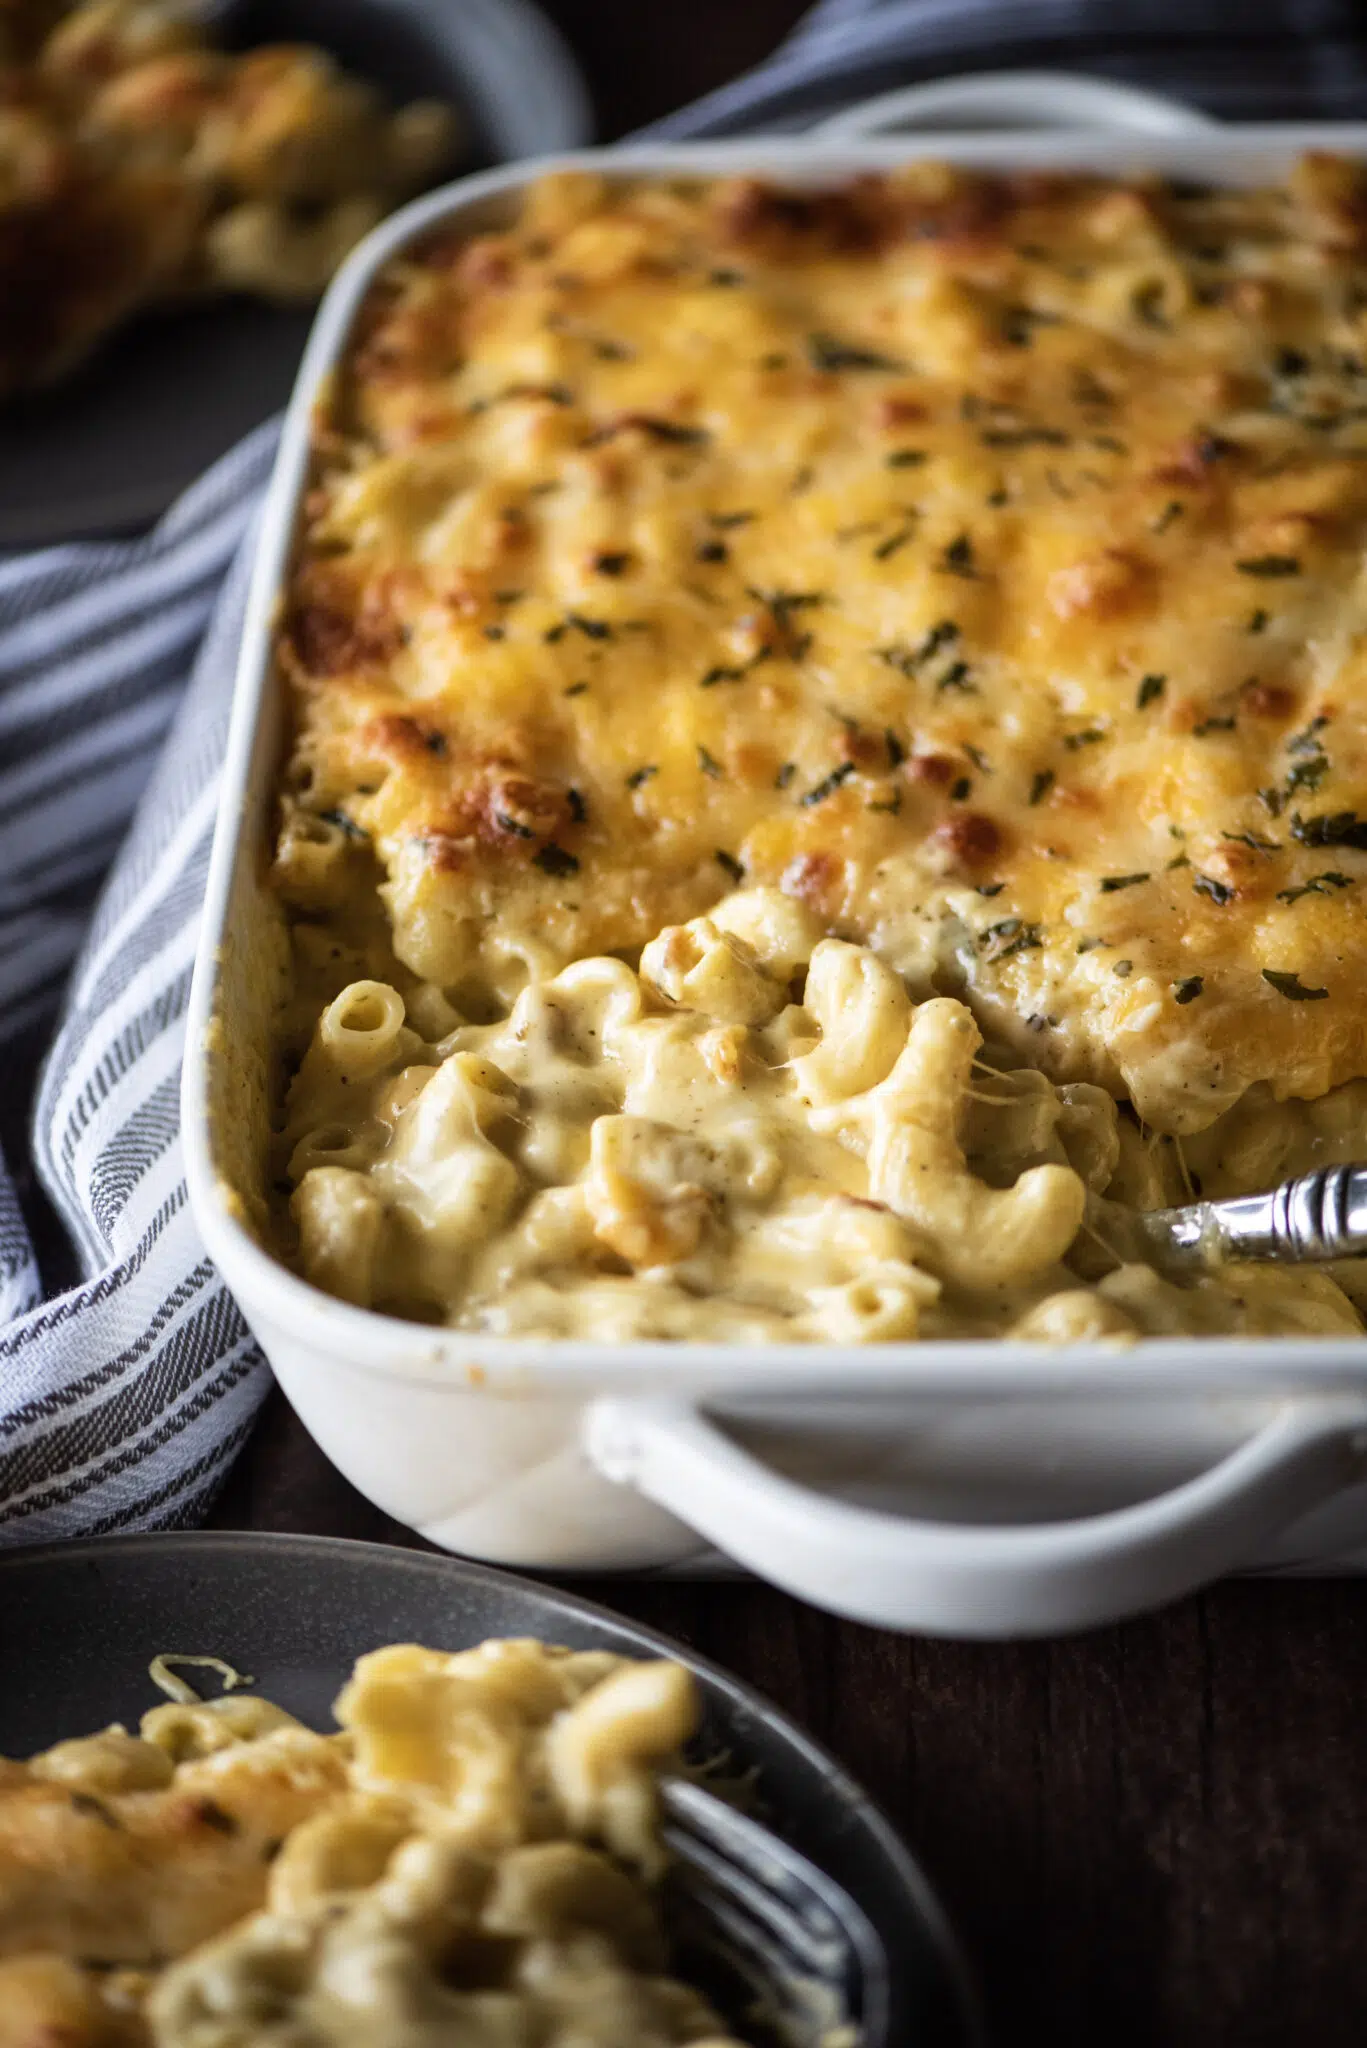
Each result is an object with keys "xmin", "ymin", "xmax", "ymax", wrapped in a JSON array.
[
  {"xmin": 277, "ymin": 889, "xmax": 1363, "ymax": 1340},
  {"xmin": 0, "ymin": 1639, "xmax": 740, "ymax": 2048}
]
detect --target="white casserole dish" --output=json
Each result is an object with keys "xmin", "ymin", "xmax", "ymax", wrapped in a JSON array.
[{"xmin": 184, "ymin": 107, "xmax": 1367, "ymax": 1640}]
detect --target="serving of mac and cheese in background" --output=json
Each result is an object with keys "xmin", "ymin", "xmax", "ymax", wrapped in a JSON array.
[
  {"xmin": 0, "ymin": 1638, "xmax": 743, "ymax": 2047},
  {"xmin": 265, "ymin": 158, "xmax": 1367, "ymax": 1346}
]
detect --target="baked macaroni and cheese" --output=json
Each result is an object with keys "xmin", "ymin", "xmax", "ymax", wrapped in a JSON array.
[
  {"xmin": 0, "ymin": 0, "xmax": 458, "ymax": 394},
  {"xmin": 269, "ymin": 159, "xmax": 1367, "ymax": 1342},
  {"xmin": 0, "ymin": 1639, "xmax": 740, "ymax": 2047}
]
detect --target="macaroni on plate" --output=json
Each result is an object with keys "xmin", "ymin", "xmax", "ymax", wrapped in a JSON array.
[
  {"xmin": 269, "ymin": 160, "xmax": 1367, "ymax": 1341},
  {"xmin": 0, "ymin": 1639, "xmax": 737, "ymax": 2047}
]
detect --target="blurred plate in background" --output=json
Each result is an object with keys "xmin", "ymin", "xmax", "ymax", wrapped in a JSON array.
[{"xmin": 0, "ymin": 0, "xmax": 591, "ymax": 550}]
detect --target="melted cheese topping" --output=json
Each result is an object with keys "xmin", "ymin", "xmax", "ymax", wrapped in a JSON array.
[{"xmin": 281, "ymin": 159, "xmax": 1367, "ymax": 1140}]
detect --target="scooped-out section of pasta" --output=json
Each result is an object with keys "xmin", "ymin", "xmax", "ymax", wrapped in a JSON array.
[
  {"xmin": 0, "ymin": 1638, "xmax": 745, "ymax": 2047},
  {"xmin": 276, "ymin": 887, "xmax": 1366, "ymax": 1342}
]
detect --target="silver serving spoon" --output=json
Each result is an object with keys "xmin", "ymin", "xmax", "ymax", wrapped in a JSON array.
[{"xmin": 1093, "ymin": 1163, "xmax": 1367, "ymax": 1276}]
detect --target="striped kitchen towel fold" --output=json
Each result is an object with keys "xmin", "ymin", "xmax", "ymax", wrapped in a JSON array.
[{"xmin": 3, "ymin": 0, "xmax": 1364, "ymax": 1544}]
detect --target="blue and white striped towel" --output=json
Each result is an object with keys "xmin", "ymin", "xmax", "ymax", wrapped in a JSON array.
[{"xmin": 4, "ymin": 0, "xmax": 1365, "ymax": 1544}]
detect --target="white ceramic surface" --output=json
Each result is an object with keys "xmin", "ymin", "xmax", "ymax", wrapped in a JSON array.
[
  {"xmin": 812, "ymin": 70, "xmax": 1219, "ymax": 140},
  {"xmin": 184, "ymin": 127, "xmax": 1367, "ymax": 1639}
]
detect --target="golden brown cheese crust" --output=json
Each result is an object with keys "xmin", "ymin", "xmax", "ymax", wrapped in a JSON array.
[{"xmin": 282, "ymin": 159, "xmax": 1367, "ymax": 1133}]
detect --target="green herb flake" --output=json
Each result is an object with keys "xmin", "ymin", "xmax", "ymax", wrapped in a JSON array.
[
  {"xmin": 698, "ymin": 745, "xmax": 723, "ymax": 779},
  {"xmin": 886, "ymin": 449, "xmax": 928, "ymax": 469},
  {"xmin": 1223, "ymin": 831, "xmax": 1280, "ymax": 852},
  {"xmin": 1173, "ymin": 975, "xmax": 1205, "ymax": 1003},
  {"xmin": 807, "ymin": 332, "xmax": 906, "ymax": 374},
  {"xmin": 1193, "ymin": 872, "xmax": 1234, "ymax": 905},
  {"xmin": 709, "ymin": 511, "xmax": 757, "ymax": 529},
  {"xmin": 533, "ymin": 843, "xmax": 579, "ymax": 878},
  {"xmin": 1064, "ymin": 728, "xmax": 1106, "ymax": 751},
  {"xmin": 949, "ymin": 776, "xmax": 972, "ymax": 801},
  {"xmin": 1247, "ymin": 608, "xmax": 1269, "ymax": 634},
  {"xmin": 564, "ymin": 681, "xmax": 589, "ymax": 698},
  {"xmin": 800, "ymin": 761, "xmax": 857, "ymax": 807},
  {"xmin": 1136, "ymin": 673, "xmax": 1167, "ymax": 710},
  {"xmin": 625, "ymin": 765, "xmax": 658, "ymax": 790},
  {"xmin": 715, "ymin": 848, "xmax": 745, "ymax": 883},
  {"xmin": 937, "ymin": 660, "xmax": 976, "ymax": 695},
  {"xmin": 1276, "ymin": 870, "xmax": 1354, "ymax": 904},
  {"xmin": 874, "ymin": 524, "xmax": 916, "ymax": 562},
  {"xmin": 566, "ymin": 788, "xmax": 587, "ymax": 825},
  {"xmin": 774, "ymin": 762, "xmax": 796, "ymax": 790},
  {"xmin": 495, "ymin": 812, "xmax": 535, "ymax": 840},
  {"xmin": 1100, "ymin": 872, "xmax": 1150, "ymax": 892},
  {"xmin": 1290, "ymin": 810, "xmax": 1367, "ymax": 850},
  {"xmin": 977, "ymin": 882, "xmax": 1005, "ymax": 897},
  {"xmin": 1192, "ymin": 714, "xmax": 1237, "ymax": 737},
  {"xmin": 1235, "ymin": 555, "xmax": 1302, "ymax": 577},
  {"xmin": 883, "ymin": 729, "xmax": 907, "ymax": 769},
  {"xmin": 1151, "ymin": 500, "xmax": 1185, "ymax": 535},
  {"xmin": 701, "ymin": 665, "xmax": 747, "ymax": 688},
  {"xmin": 941, "ymin": 534, "xmax": 976, "ymax": 578},
  {"xmin": 318, "ymin": 809, "xmax": 368, "ymax": 842},
  {"xmin": 1028, "ymin": 769, "xmax": 1055, "ymax": 806},
  {"xmin": 1262, "ymin": 968, "xmax": 1329, "ymax": 1001}
]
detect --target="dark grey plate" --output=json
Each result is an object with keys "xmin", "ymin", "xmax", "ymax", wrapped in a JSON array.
[
  {"xmin": 0, "ymin": 1531, "xmax": 980, "ymax": 2046},
  {"xmin": 0, "ymin": 0, "xmax": 590, "ymax": 550}
]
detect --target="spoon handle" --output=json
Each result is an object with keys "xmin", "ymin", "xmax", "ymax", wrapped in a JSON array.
[{"xmin": 1162, "ymin": 1165, "xmax": 1367, "ymax": 1266}]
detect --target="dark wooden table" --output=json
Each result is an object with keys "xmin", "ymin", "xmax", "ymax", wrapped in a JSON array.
[{"xmin": 214, "ymin": 9, "xmax": 1367, "ymax": 2042}]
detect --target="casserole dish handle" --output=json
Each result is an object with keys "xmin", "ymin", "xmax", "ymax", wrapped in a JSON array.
[
  {"xmin": 584, "ymin": 1395, "xmax": 1367, "ymax": 1636},
  {"xmin": 812, "ymin": 71, "xmax": 1218, "ymax": 141}
]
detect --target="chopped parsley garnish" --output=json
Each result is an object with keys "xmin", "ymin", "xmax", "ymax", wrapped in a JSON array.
[
  {"xmin": 884, "ymin": 729, "xmax": 907, "ymax": 769},
  {"xmin": 1192, "ymin": 873, "xmax": 1234, "ymax": 904},
  {"xmin": 495, "ymin": 813, "xmax": 535, "ymax": 839},
  {"xmin": 566, "ymin": 612, "xmax": 612, "ymax": 641},
  {"xmin": 715, "ymin": 849, "xmax": 745, "ymax": 883},
  {"xmin": 1276, "ymin": 870, "xmax": 1353, "ymax": 903},
  {"xmin": 1290, "ymin": 810, "xmax": 1367, "ymax": 850},
  {"xmin": 807, "ymin": 332, "xmax": 906, "ymax": 373},
  {"xmin": 1064, "ymin": 728, "xmax": 1106, "ymax": 750},
  {"xmin": 1151, "ymin": 500, "xmax": 1185, "ymax": 535},
  {"xmin": 1173, "ymin": 976, "xmax": 1205, "ymax": 1004},
  {"xmin": 564, "ymin": 680, "xmax": 589, "ymax": 697},
  {"xmin": 1262, "ymin": 969, "xmax": 1329, "ymax": 1001},
  {"xmin": 800, "ymin": 761, "xmax": 857, "ymax": 807},
  {"xmin": 774, "ymin": 762, "xmax": 796, "ymax": 790},
  {"xmin": 977, "ymin": 882, "xmax": 1005, "ymax": 897},
  {"xmin": 697, "ymin": 745, "xmax": 723, "ymax": 779},
  {"xmin": 979, "ymin": 425, "xmax": 1070, "ymax": 448},
  {"xmin": 1136, "ymin": 673, "xmax": 1166, "ymax": 710},
  {"xmin": 1192, "ymin": 714, "xmax": 1237, "ymax": 737},
  {"xmin": 874, "ymin": 524, "xmax": 916, "ymax": 561},
  {"xmin": 318, "ymin": 809, "xmax": 368, "ymax": 841},
  {"xmin": 981, "ymin": 919, "xmax": 1043, "ymax": 963},
  {"xmin": 696, "ymin": 540, "xmax": 729, "ymax": 564},
  {"xmin": 1028, "ymin": 769, "xmax": 1055, "ymax": 806},
  {"xmin": 625, "ymin": 765, "xmax": 657, "ymax": 790},
  {"xmin": 937, "ymin": 660, "xmax": 976, "ymax": 694},
  {"xmin": 709, "ymin": 510, "xmax": 757, "ymax": 528},
  {"xmin": 887, "ymin": 449, "xmax": 928, "ymax": 468},
  {"xmin": 1100, "ymin": 872, "xmax": 1150, "ymax": 892},
  {"xmin": 1235, "ymin": 555, "xmax": 1302, "ymax": 577},
  {"xmin": 964, "ymin": 744, "xmax": 991, "ymax": 774},
  {"xmin": 566, "ymin": 788, "xmax": 587, "ymax": 824},
  {"xmin": 1223, "ymin": 831, "xmax": 1280, "ymax": 852},
  {"xmin": 941, "ymin": 534, "xmax": 976, "ymax": 577},
  {"xmin": 533, "ymin": 844, "xmax": 579, "ymax": 877},
  {"xmin": 1247, "ymin": 608, "xmax": 1269, "ymax": 634},
  {"xmin": 949, "ymin": 776, "xmax": 972, "ymax": 802},
  {"xmin": 701, "ymin": 665, "xmax": 748, "ymax": 687}
]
